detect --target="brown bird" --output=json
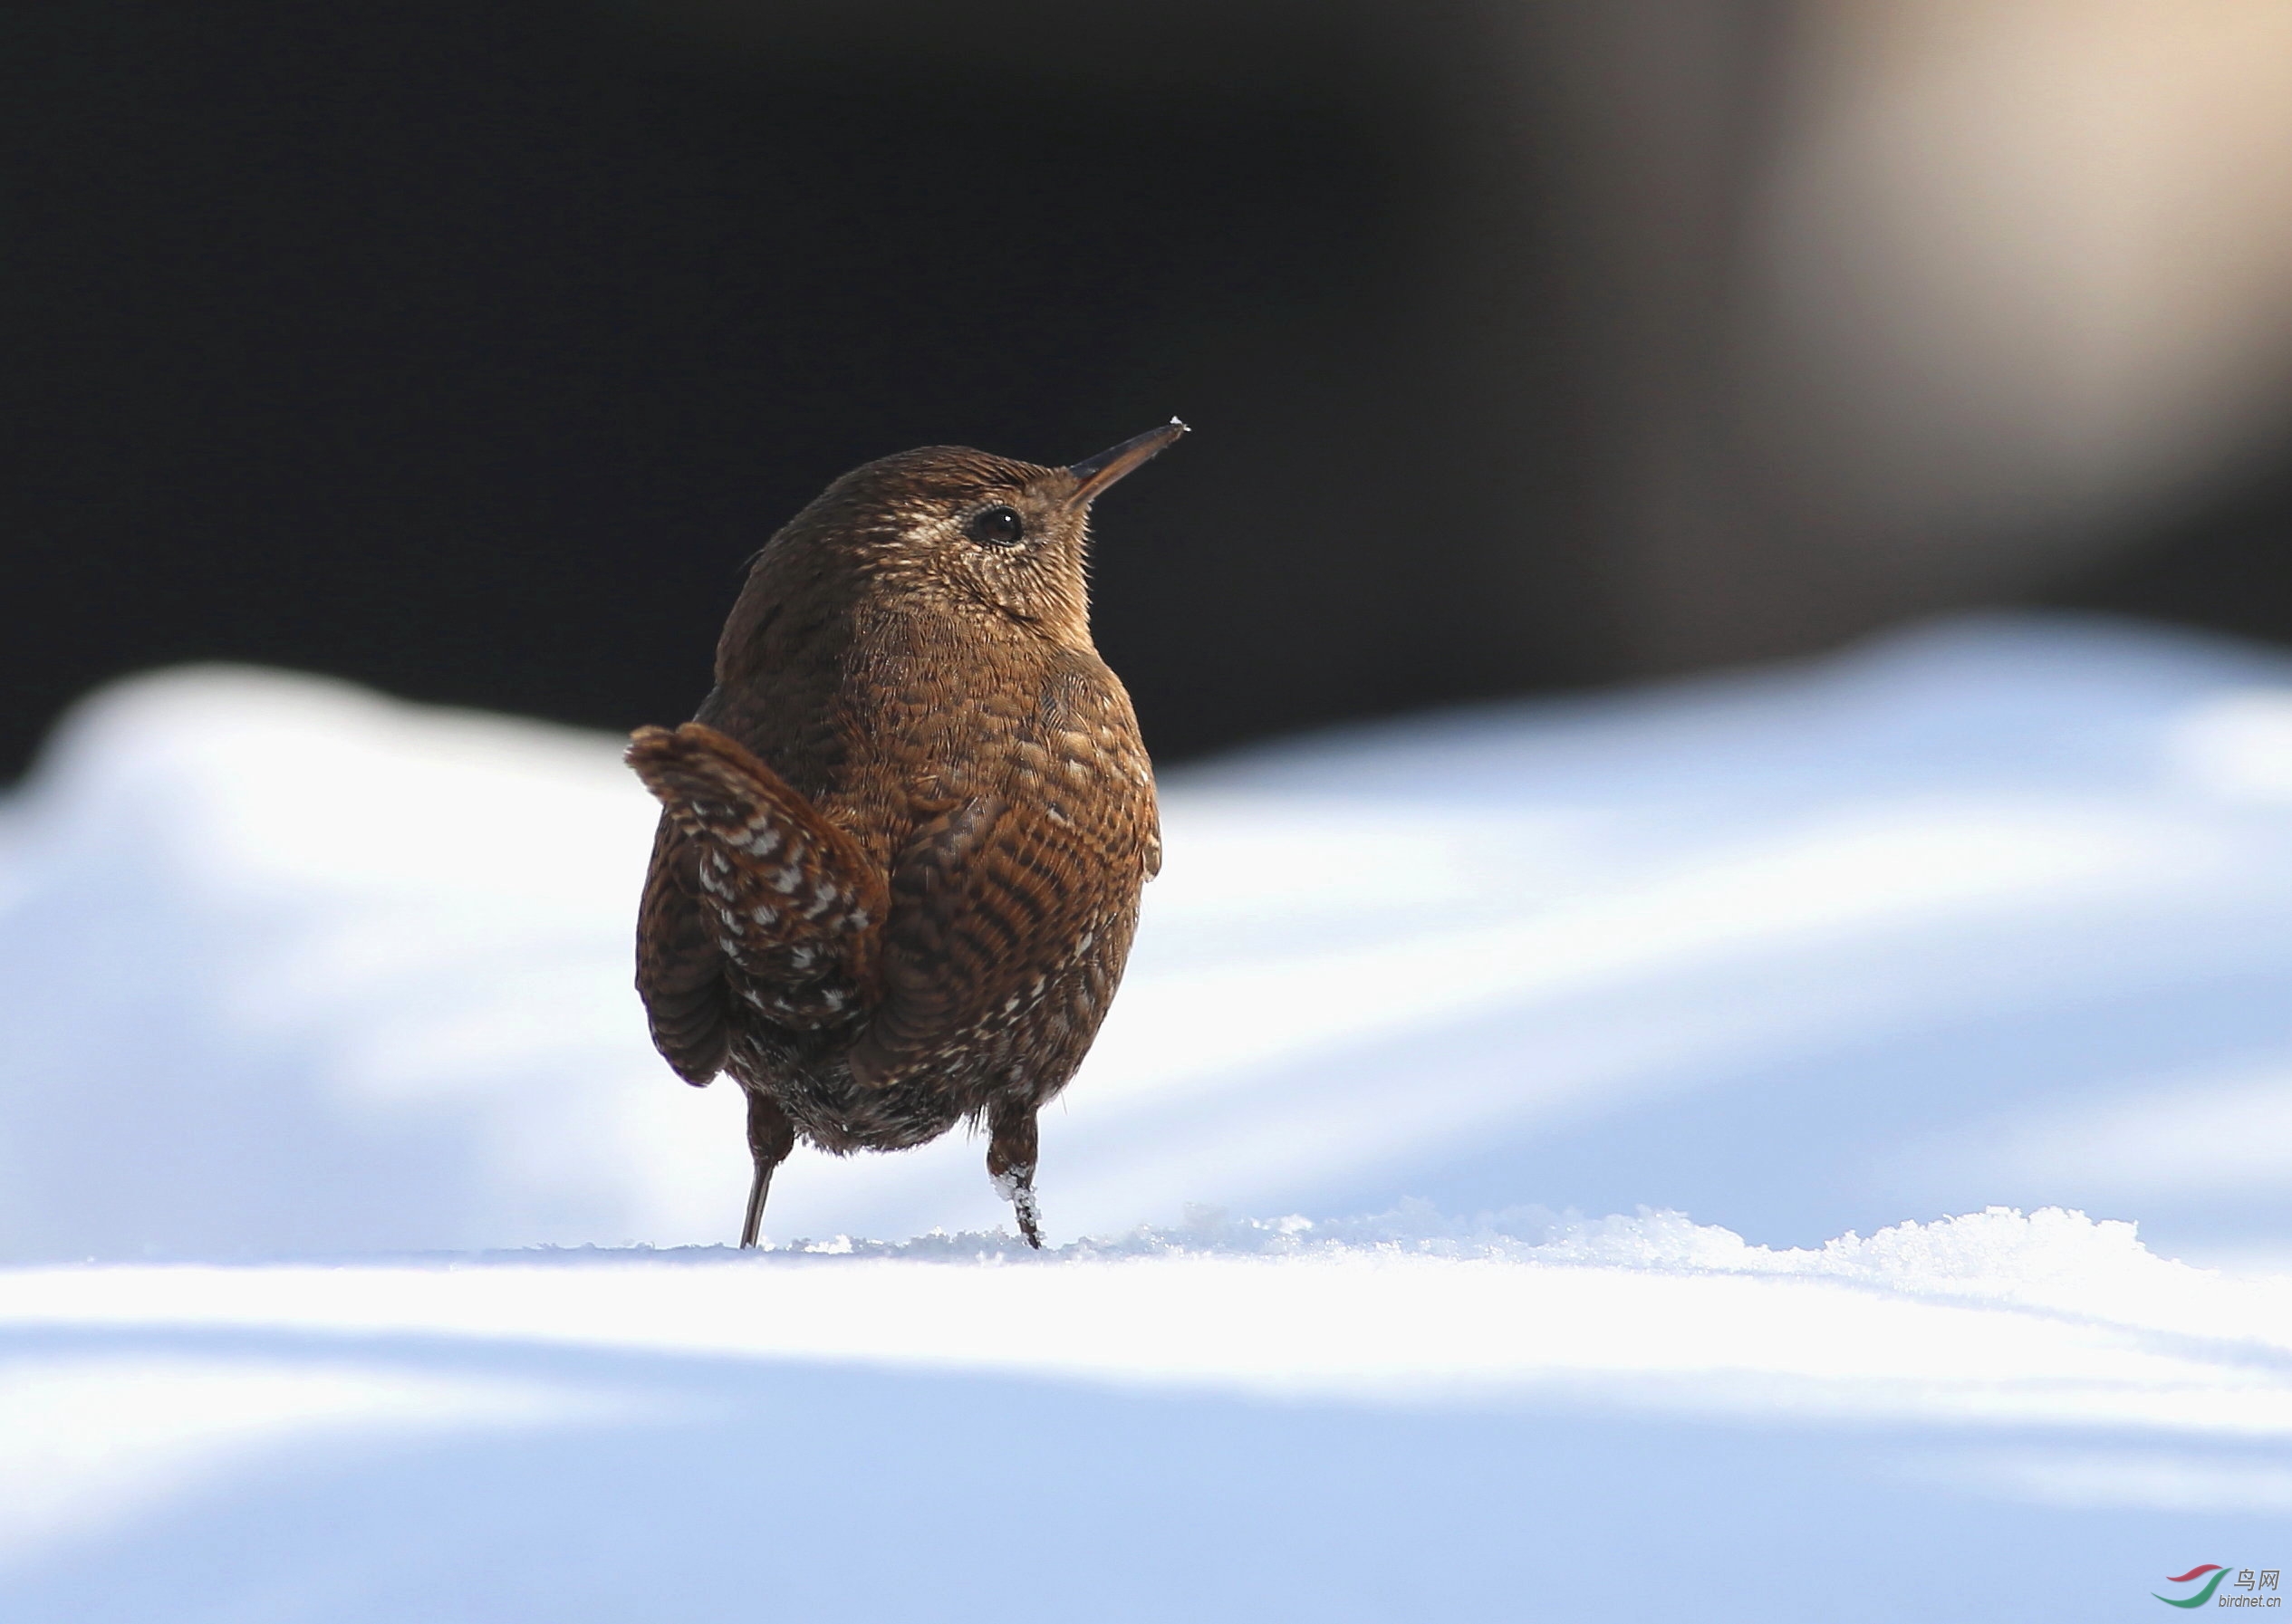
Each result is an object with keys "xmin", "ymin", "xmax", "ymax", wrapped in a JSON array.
[{"xmin": 626, "ymin": 421, "xmax": 1186, "ymax": 1248}]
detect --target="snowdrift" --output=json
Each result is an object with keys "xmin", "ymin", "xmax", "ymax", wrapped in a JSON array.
[{"xmin": 1, "ymin": 614, "xmax": 2288, "ymax": 1618}]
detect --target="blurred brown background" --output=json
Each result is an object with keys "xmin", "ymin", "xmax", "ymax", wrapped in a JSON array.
[{"xmin": 10, "ymin": 0, "xmax": 2292, "ymax": 775}]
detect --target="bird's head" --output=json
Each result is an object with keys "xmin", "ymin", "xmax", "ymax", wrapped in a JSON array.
[{"xmin": 743, "ymin": 422, "xmax": 1187, "ymax": 649}]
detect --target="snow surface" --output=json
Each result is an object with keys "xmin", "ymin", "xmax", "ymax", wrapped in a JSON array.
[{"xmin": 1, "ymin": 613, "xmax": 2289, "ymax": 1618}]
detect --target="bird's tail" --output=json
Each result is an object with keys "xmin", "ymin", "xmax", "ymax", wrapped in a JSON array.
[
  {"xmin": 627, "ymin": 723, "xmax": 811, "ymax": 852},
  {"xmin": 626, "ymin": 724, "xmax": 888, "ymax": 1022}
]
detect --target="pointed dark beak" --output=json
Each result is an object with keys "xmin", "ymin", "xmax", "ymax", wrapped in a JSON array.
[{"xmin": 1064, "ymin": 419, "xmax": 1189, "ymax": 509}]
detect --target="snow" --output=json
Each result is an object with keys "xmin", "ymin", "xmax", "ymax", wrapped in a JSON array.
[
  {"xmin": 1, "ymin": 612, "xmax": 2288, "ymax": 1618},
  {"xmin": 10, "ymin": 1206, "xmax": 2289, "ymax": 1430}
]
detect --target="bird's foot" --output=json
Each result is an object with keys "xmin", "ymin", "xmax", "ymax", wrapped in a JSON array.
[
  {"xmin": 992, "ymin": 1169, "xmax": 1045, "ymax": 1250},
  {"xmin": 740, "ymin": 1090, "xmax": 795, "ymax": 1249}
]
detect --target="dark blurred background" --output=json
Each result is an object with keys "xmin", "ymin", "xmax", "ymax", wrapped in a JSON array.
[{"xmin": 10, "ymin": 0, "xmax": 2292, "ymax": 779}]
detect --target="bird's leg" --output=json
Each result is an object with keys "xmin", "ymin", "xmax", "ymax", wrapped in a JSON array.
[
  {"xmin": 740, "ymin": 1088, "xmax": 796, "ymax": 1249},
  {"xmin": 987, "ymin": 1107, "xmax": 1044, "ymax": 1250}
]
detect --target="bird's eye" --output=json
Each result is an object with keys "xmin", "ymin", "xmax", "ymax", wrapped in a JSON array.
[{"xmin": 968, "ymin": 505, "xmax": 1024, "ymax": 547}]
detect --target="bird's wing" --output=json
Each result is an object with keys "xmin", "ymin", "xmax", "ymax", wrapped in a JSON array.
[
  {"xmin": 844, "ymin": 775, "xmax": 1150, "ymax": 1092},
  {"xmin": 627, "ymin": 724, "xmax": 887, "ymax": 1074},
  {"xmin": 841, "ymin": 794, "xmax": 1011, "ymax": 1087},
  {"xmin": 634, "ymin": 815, "xmax": 732, "ymax": 1083}
]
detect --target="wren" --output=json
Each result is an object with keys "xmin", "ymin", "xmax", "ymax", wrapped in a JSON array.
[{"xmin": 627, "ymin": 421, "xmax": 1186, "ymax": 1248}]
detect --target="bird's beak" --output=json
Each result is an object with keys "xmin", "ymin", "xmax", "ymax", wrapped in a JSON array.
[{"xmin": 1064, "ymin": 419, "xmax": 1189, "ymax": 509}]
